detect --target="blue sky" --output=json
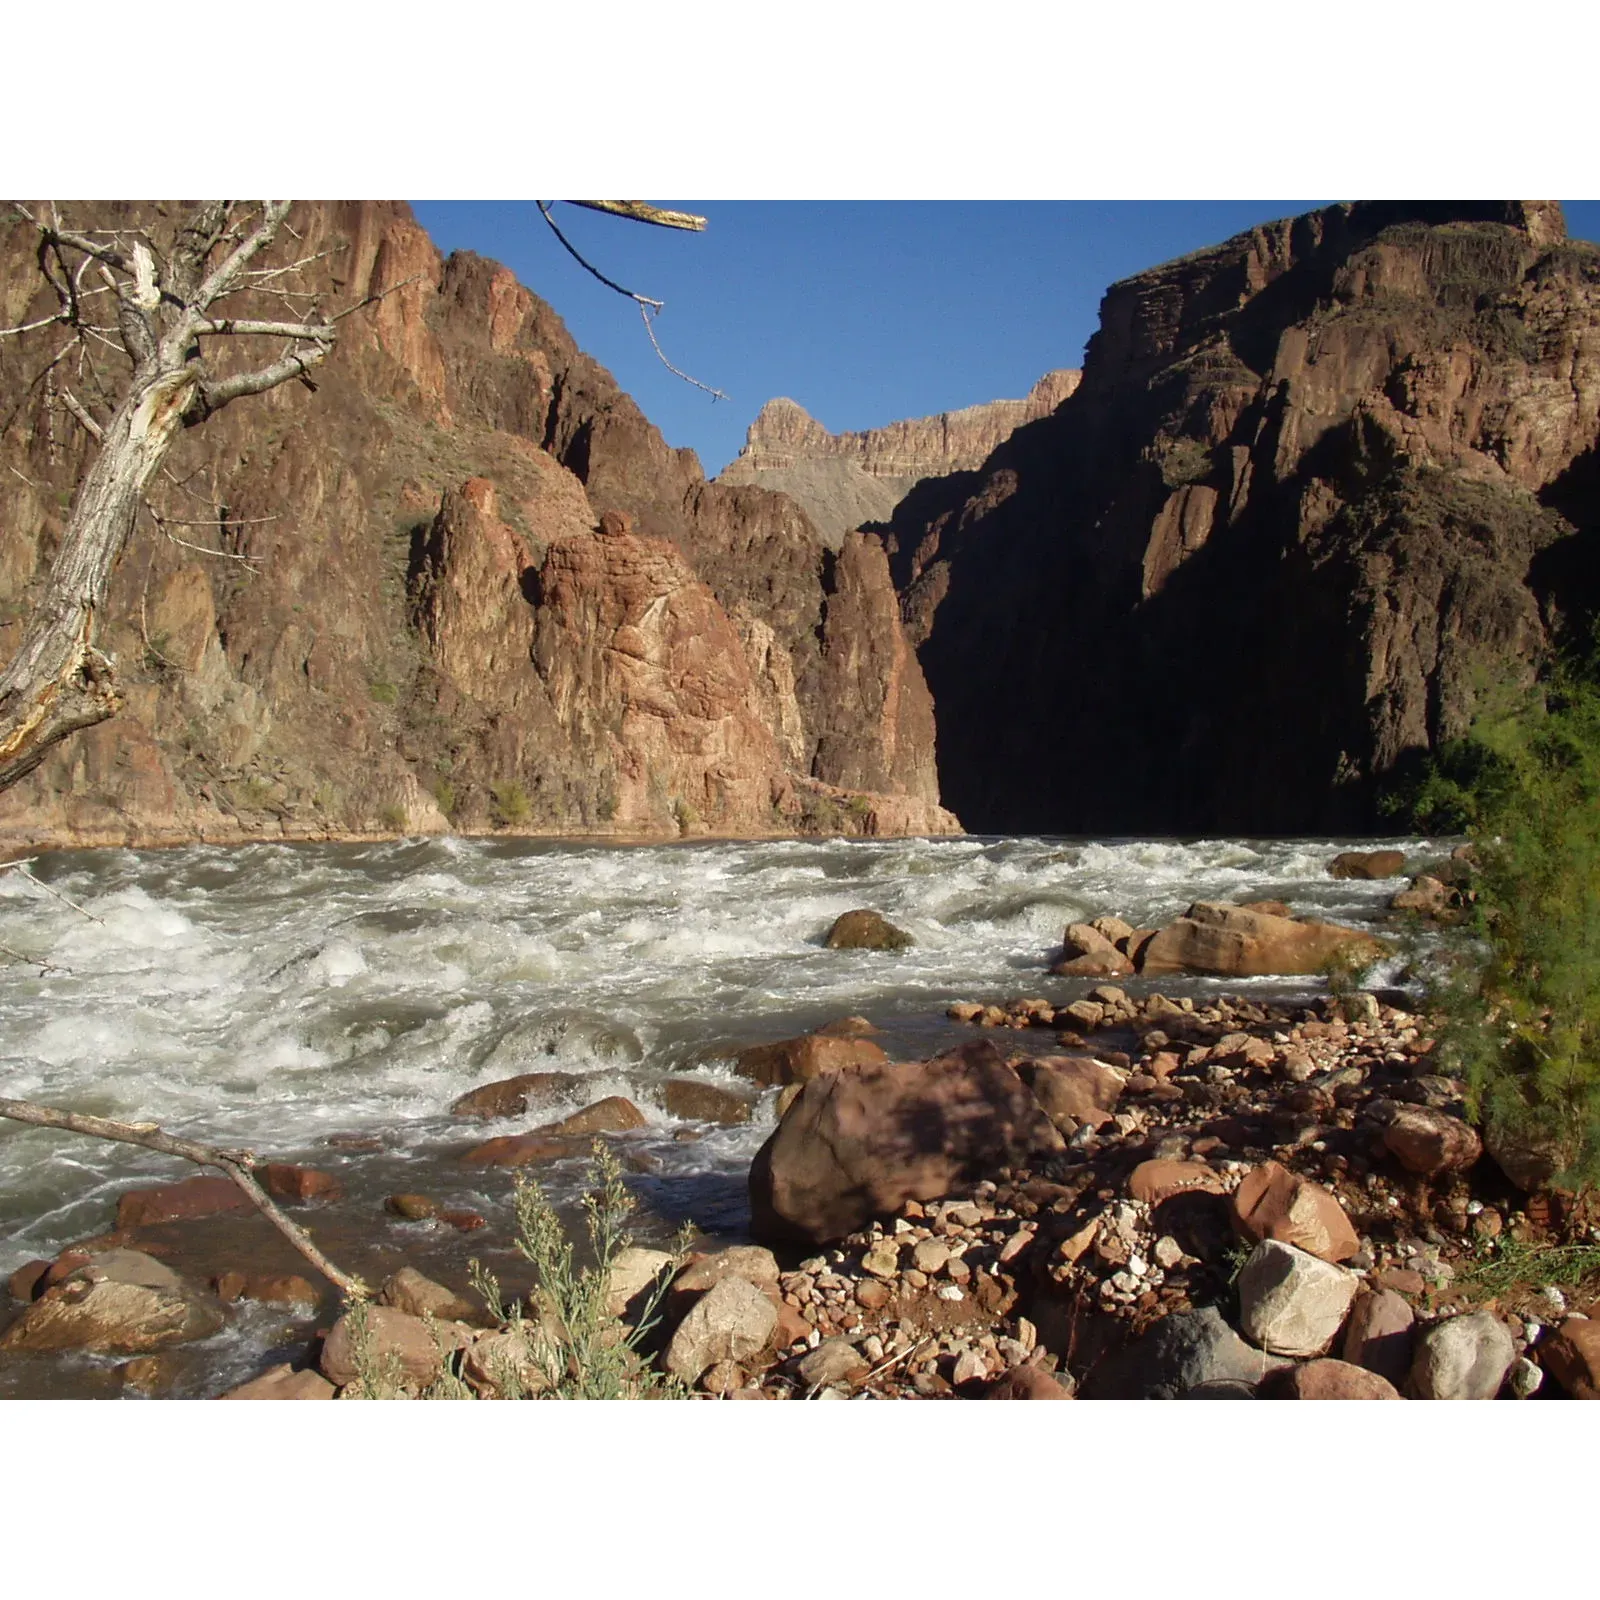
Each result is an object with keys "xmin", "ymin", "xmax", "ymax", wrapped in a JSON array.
[{"xmin": 412, "ymin": 201, "xmax": 1600, "ymax": 479}]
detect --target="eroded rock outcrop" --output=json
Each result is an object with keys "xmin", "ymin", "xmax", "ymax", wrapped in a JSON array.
[{"xmin": 0, "ymin": 203, "xmax": 956, "ymax": 851}]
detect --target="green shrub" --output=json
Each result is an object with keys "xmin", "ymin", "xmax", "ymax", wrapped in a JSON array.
[
  {"xmin": 490, "ymin": 779, "xmax": 533, "ymax": 827},
  {"xmin": 1403, "ymin": 651, "xmax": 1600, "ymax": 1189},
  {"xmin": 671, "ymin": 795, "xmax": 699, "ymax": 835},
  {"xmin": 1159, "ymin": 437, "xmax": 1212, "ymax": 489},
  {"xmin": 378, "ymin": 802, "xmax": 408, "ymax": 832},
  {"xmin": 432, "ymin": 777, "xmax": 457, "ymax": 818},
  {"xmin": 368, "ymin": 678, "xmax": 398, "ymax": 706}
]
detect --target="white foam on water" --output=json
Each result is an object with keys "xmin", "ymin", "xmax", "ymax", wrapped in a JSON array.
[{"xmin": 0, "ymin": 831, "xmax": 1445, "ymax": 1286}]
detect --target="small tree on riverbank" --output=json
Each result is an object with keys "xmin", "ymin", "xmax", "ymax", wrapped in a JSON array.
[{"xmin": 1403, "ymin": 648, "xmax": 1600, "ymax": 1189}]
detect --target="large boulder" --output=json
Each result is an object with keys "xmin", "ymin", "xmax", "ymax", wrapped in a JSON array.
[
  {"xmin": 542, "ymin": 1097, "xmax": 647, "ymax": 1137},
  {"xmin": 1409, "ymin": 1310, "xmax": 1516, "ymax": 1400},
  {"xmin": 748, "ymin": 1038, "xmax": 1065, "ymax": 1244},
  {"xmin": 1050, "ymin": 922, "xmax": 1134, "ymax": 978},
  {"xmin": 1482, "ymin": 1117, "xmax": 1575, "ymax": 1193},
  {"xmin": 1082, "ymin": 1306, "xmax": 1290, "ymax": 1399},
  {"xmin": 1236, "ymin": 1240, "xmax": 1359, "ymax": 1357},
  {"xmin": 1139, "ymin": 902, "xmax": 1385, "ymax": 979},
  {"xmin": 734, "ymin": 1032, "xmax": 889, "ymax": 1088},
  {"xmin": 0, "ymin": 1249, "xmax": 225, "ymax": 1354},
  {"xmin": 659, "ymin": 1078, "xmax": 754, "ymax": 1124},
  {"xmin": 1231, "ymin": 1161, "xmax": 1360, "ymax": 1263},
  {"xmin": 1328, "ymin": 850, "xmax": 1406, "ymax": 880},
  {"xmin": 824, "ymin": 910, "xmax": 913, "ymax": 951}
]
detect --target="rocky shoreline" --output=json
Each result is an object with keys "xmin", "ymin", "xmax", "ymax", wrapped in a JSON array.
[{"xmin": 3, "ymin": 861, "xmax": 1595, "ymax": 1401}]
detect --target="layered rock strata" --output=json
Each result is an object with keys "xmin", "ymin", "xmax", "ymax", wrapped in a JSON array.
[
  {"xmin": 0, "ymin": 202, "xmax": 956, "ymax": 850},
  {"xmin": 716, "ymin": 371, "xmax": 1080, "ymax": 546}
]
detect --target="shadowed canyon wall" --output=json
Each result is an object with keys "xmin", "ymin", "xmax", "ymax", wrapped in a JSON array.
[{"xmin": 880, "ymin": 201, "xmax": 1600, "ymax": 834}]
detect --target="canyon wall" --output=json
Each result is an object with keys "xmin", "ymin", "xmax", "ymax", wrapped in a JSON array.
[
  {"xmin": 716, "ymin": 371, "xmax": 1079, "ymax": 546},
  {"xmin": 883, "ymin": 201, "xmax": 1600, "ymax": 834},
  {"xmin": 0, "ymin": 202, "xmax": 957, "ymax": 852}
]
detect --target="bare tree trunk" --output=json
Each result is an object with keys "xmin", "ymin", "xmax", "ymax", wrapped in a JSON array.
[{"xmin": 0, "ymin": 368, "xmax": 198, "ymax": 789}]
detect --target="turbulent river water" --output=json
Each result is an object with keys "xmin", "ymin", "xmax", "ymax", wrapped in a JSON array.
[{"xmin": 0, "ymin": 832, "xmax": 1439, "ymax": 1396}]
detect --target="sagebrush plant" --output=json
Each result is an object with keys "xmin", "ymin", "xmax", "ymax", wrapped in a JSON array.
[
  {"xmin": 345, "ymin": 1140, "xmax": 687, "ymax": 1399},
  {"xmin": 1401, "ymin": 642, "xmax": 1600, "ymax": 1189}
]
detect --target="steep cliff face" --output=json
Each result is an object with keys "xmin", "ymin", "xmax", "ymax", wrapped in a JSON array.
[
  {"xmin": 716, "ymin": 371, "xmax": 1079, "ymax": 546},
  {"xmin": 0, "ymin": 202, "xmax": 957, "ymax": 851},
  {"xmin": 887, "ymin": 201, "xmax": 1600, "ymax": 834}
]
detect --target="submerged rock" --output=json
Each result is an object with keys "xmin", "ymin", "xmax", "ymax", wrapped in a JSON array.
[
  {"xmin": 824, "ymin": 909, "xmax": 914, "ymax": 951},
  {"xmin": 1139, "ymin": 902, "xmax": 1385, "ymax": 979}
]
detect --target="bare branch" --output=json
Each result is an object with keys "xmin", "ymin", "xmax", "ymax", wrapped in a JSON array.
[
  {"xmin": 188, "ymin": 201, "xmax": 292, "ymax": 314},
  {"xmin": 0, "ymin": 940, "xmax": 67, "ymax": 975},
  {"xmin": 58, "ymin": 388, "xmax": 104, "ymax": 442},
  {"xmin": 569, "ymin": 201, "xmax": 708, "ymax": 232},
  {"xmin": 0, "ymin": 1098, "xmax": 369, "ymax": 1299},
  {"xmin": 192, "ymin": 316, "xmax": 336, "ymax": 340},
  {"xmin": 330, "ymin": 273, "xmax": 424, "ymax": 323},
  {"xmin": 191, "ymin": 338, "xmax": 334, "ymax": 419},
  {"xmin": 638, "ymin": 302, "xmax": 728, "ymax": 401},
  {"xmin": 0, "ymin": 857, "xmax": 103, "ymax": 922}
]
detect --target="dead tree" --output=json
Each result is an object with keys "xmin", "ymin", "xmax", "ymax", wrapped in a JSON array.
[
  {"xmin": 0, "ymin": 199, "xmax": 713, "ymax": 801},
  {"xmin": 0, "ymin": 201, "xmax": 339, "ymax": 794}
]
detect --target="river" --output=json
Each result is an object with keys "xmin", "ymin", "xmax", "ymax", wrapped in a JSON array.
[{"xmin": 0, "ymin": 832, "xmax": 1439, "ymax": 1396}]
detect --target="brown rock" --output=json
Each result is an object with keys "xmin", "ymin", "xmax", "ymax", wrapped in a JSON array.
[
  {"xmin": 385, "ymin": 1192, "xmax": 442, "ymax": 1219},
  {"xmin": 1541, "ymin": 1319, "xmax": 1600, "ymax": 1399},
  {"xmin": 1281, "ymin": 1358, "xmax": 1402, "ymax": 1399},
  {"xmin": 449, "ymin": 1071, "xmax": 580, "ymax": 1119},
  {"xmin": 1231, "ymin": 1161, "xmax": 1360, "ymax": 1263},
  {"xmin": 460, "ymin": 1328, "xmax": 553, "ymax": 1398},
  {"xmin": 824, "ymin": 909, "xmax": 913, "ymax": 950},
  {"xmin": 8, "ymin": 1260, "xmax": 49, "ymax": 1303},
  {"xmin": 1140, "ymin": 902, "xmax": 1385, "ymax": 979},
  {"xmin": 983, "ymin": 1363, "xmax": 1074, "ymax": 1399},
  {"xmin": 442, "ymin": 1210, "xmax": 488, "ymax": 1232},
  {"xmin": 1328, "ymin": 850, "xmax": 1407, "ymax": 880},
  {"xmin": 748, "ymin": 1038, "xmax": 1065, "ymax": 1245},
  {"xmin": 1377, "ymin": 1104, "xmax": 1483, "ymax": 1177},
  {"xmin": 461, "ymin": 1132, "xmax": 574, "ymax": 1167},
  {"xmin": 115, "ymin": 1175, "xmax": 252, "ymax": 1230},
  {"xmin": 855, "ymin": 1278, "xmax": 892, "ymax": 1311},
  {"xmin": 733, "ymin": 1031, "xmax": 889, "ymax": 1088},
  {"xmin": 1050, "ymin": 922, "xmax": 1135, "ymax": 977},
  {"xmin": 212, "ymin": 1272, "xmax": 320, "ymax": 1309},
  {"xmin": 541, "ymin": 1096, "xmax": 647, "ymax": 1137},
  {"xmin": 319, "ymin": 1305, "xmax": 475, "ymax": 1390},
  {"xmin": 1027, "ymin": 1056, "xmax": 1125, "ymax": 1133},
  {"xmin": 222, "ymin": 1364, "xmax": 337, "ymax": 1399},
  {"xmin": 813, "ymin": 1015, "xmax": 879, "ymax": 1038},
  {"xmin": 1127, "ymin": 1159, "xmax": 1227, "ymax": 1206},
  {"xmin": 659, "ymin": 1078, "xmax": 754, "ymax": 1125},
  {"xmin": 377, "ymin": 1266, "xmax": 476, "ymax": 1322},
  {"xmin": 261, "ymin": 1164, "xmax": 343, "ymax": 1205},
  {"xmin": 1375, "ymin": 1268, "xmax": 1426, "ymax": 1295},
  {"xmin": 665, "ymin": 1276, "xmax": 779, "ymax": 1384},
  {"xmin": 671, "ymin": 1246, "xmax": 781, "ymax": 1301},
  {"xmin": 1341, "ymin": 1287, "xmax": 1416, "ymax": 1386},
  {"xmin": 0, "ymin": 1250, "xmax": 225, "ymax": 1354}
]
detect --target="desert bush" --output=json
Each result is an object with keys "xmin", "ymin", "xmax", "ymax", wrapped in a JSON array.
[
  {"xmin": 1159, "ymin": 436, "xmax": 1212, "ymax": 489},
  {"xmin": 490, "ymin": 779, "xmax": 533, "ymax": 827},
  {"xmin": 1401, "ymin": 649, "xmax": 1600, "ymax": 1189}
]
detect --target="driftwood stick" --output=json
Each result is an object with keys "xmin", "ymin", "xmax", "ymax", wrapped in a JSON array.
[{"xmin": 0, "ymin": 1097, "xmax": 369, "ymax": 1299}]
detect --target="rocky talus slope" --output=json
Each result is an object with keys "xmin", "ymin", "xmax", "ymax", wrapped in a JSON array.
[
  {"xmin": 0, "ymin": 202, "xmax": 956, "ymax": 852},
  {"xmin": 716, "ymin": 371, "xmax": 1079, "ymax": 547},
  {"xmin": 882, "ymin": 201, "xmax": 1600, "ymax": 834}
]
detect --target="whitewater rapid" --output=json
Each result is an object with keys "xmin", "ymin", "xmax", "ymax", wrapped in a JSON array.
[{"xmin": 0, "ymin": 831, "xmax": 1437, "ymax": 1383}]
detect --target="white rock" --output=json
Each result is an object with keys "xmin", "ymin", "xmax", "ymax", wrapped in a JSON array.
[
  {"xmin": 1237, "ymin": 1239, "xmax": 1359, "ymax": 1357},
  {"xmin": 1410, "ymin": 1311, "xmax": 1516, "ymax": 1401},
  {"xmin": 1508, "ymin": 1357, "xmax": 1543, "ymax": 1398}
]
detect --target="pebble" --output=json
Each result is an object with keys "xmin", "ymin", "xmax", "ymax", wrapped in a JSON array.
[
  {"xmin": 1508, "ymin": 1357, "xmax": 1543, "ymax": 1398},
  {"xmin": 936, "ymin": 1285, "xmax": 965, "ymax": 1302}
]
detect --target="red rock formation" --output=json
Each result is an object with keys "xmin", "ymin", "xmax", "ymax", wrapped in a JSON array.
[
  {"xmin": 0, "ymin": 203, "xmax": 957, "ymax": 850},
  {"xmin": 887, "ymin": 202, "xmax": 1600, "ymax": 833}
]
